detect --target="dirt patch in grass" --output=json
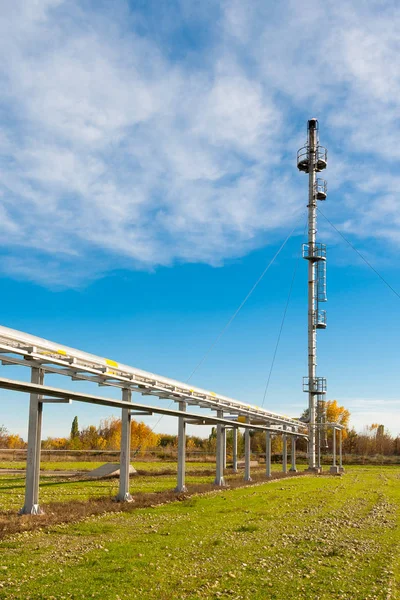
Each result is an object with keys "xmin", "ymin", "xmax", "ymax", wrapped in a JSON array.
[{"xmin": 0, "ymin": 470, "xmax": 308, "ymax": 540}]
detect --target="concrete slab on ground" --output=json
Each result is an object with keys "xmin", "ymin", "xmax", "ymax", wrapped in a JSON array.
[{"xmin": 86, "ymin": 463, "xmax": 137, "ymax": 479}]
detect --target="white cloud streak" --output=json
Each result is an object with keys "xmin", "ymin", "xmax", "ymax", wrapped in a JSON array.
[{"xmin": 0, "ymin": 0, "xmax": 399, "ymax": 285}]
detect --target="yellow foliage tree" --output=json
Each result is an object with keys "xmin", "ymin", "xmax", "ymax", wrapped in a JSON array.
[
  {"xmin": 5, "ymin": 433, "xmax": 26, "ymax": 449},
  {"xmin": 42, "ymin": 437, "xmax": 69, "ymax": 450},
  {"xmin": 98, "ymin": 417, "xmax": 122, "ymax": 450},
  {"xmin": 326, "ymin": 400, "xmax": 350, "ymax": 440},
  {"xmin": 130, "ymin": 420, "xmax": 159, "ymax": 455}
]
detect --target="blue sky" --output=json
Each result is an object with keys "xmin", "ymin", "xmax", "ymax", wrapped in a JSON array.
[{"xmin": 1, "ymin": 0, "xmax": 400, "ymax": 439}]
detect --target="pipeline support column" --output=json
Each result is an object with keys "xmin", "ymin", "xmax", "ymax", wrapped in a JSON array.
[
  {"xmin": 175, "ymin": 401, "xmax": 188, "ymax": 492},
  {"xmin": 290, "ymin": 427, "xmax": 297, "ymax": 472},
  {"xmin": 244, "ymin": 419, "xmax": 252, "ymax": 482},
  {"xmin": 223, "ymin": 426, "xmax": 227, "ymax": 470},
  {"xmin": 282, "ymin": 426, "xmax": 288, "ymax": 474},
  {"xmin": 265, "ymin": 430, "xmax": 271, "ymax": 478},
  {"xmin": 339, "ymin": 429, "xmax": 344, "ymax": 473},
  {"xmin": 330, "ymin": 427, "xmax": 339, "ymax": 474},
  {"xmin": 117, "ymin": 388, "xmax": 134, "ymax": 502},
  {"xmin": 214, "ymin": 410, "xmax": 225, "ymax": 486},
  {"xmin": 21, "ymin": 367, "xmax": 44, "ymax": 515},
  {"xmin": 232, "ymin": 428, "xmax": 238, "ymax": 472}
]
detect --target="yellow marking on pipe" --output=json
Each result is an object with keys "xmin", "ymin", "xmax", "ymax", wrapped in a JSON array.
[
  {"xmin": 57, "ymin": 349, "xmax": 67, "ymax": 356},
  {"xmin": 210, "ymin": 392, "xmax": 216, "ymax": 397},
  {"xmin": 238, "ymin": 416, "xmax": 246, "ymax": 423},
  {"xmin": 105, "ymin": 359, "xmax": 118, "ymax": 368}
]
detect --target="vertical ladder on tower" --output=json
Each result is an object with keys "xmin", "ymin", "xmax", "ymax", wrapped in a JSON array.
[{"xmin": 302, "ymin": 242, "xmax": 327, "ymax": 329}]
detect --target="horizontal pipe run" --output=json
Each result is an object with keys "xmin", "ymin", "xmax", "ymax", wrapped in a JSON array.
[
  {"xmin": 0, "ymin": 376, "xmax": 307, "ymax": 438},
  {"xmin": 0, "ymin": 325, "xmax": 300, "ymax": 428},
  {"xmin": 2, "ymin": 354, "xmax": 297, "ymax": 427}
]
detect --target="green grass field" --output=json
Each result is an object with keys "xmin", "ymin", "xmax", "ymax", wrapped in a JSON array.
[
  {"xmin": 0, "ymin": 466, "xmax": 399, "ymax": 599},
  {"xmin": 0, "ymin": 460, "xmax": 215, "ymax": 473},
  {"xmin": 0, "ymin": 462, "xmax": 285, "ymax": 512}
]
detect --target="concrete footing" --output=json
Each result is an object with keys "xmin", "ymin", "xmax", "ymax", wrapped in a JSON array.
[
  {"xmin": 330, "ymin": 465, "xmax": 340, "ymax": 474},
  {"xmin": 174, "ymin": 485, "xmax": 188, "ymax": 493},
  {"xmin": 19, "ymin": 504, "xmax": 43, "ymax": 515},
  {"xmin": 116, "ymin": 492, "xmax": 134, "ymax": 503}
]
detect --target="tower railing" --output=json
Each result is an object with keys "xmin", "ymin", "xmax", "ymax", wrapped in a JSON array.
[
  {"xmin": 303, "ymin": 377, "xmax": 327, "ymax": 394},
  {"xmin": 297, "ymin": 145, "xmax": 328, "ymax": 173},
  {"xmin": 302, "ymin": 242, "xmax": 326, "ymax": 261},
  {"xmin": 315, "ymin": 178, "xmax": 327, "ymax": 200},
  {"xmin": 314, "ymin": 309, "xmax": 327, "ymax": 329}
]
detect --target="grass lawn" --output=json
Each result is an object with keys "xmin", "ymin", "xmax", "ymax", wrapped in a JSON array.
[
  {"xmin": 0, "ymin": 463, "xmax": 291, "ymax": 512},
  {"xmin": 0, "ymin": 460, "xmax": 216, "ymax": 473},
  {"xmin": 0, "ymin": 466, "xmax": 399, "ymax": 599},
  {"xmin": 0, "ymin": 473, "xmax": 218, "ymax": 512}
]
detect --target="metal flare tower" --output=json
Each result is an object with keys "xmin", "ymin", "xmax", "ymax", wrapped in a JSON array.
[{"xmin": 297, "ymin": 119, "xmax": 328, "ymax": 470}]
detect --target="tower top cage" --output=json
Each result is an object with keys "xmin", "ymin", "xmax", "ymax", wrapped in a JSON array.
[{"xmin": 297, "ymin": 120, "xmax": 327, "ymax": 173}]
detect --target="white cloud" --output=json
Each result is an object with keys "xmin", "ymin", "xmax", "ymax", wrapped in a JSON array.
[{"xmin": 0, "ymin": 0, "xmax": 399, "ymax": 286}]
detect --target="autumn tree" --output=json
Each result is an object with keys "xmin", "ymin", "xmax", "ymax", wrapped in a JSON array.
[
  {"xmin": 326, "ymin": 400, "xmax": 350, "ymax": 429},
  {"xmin": 207, "ymin": 427, "xmax": 217, "ymax": 453},
  {"xmin": 130, "ymin": 420, "xmax": 159, "ymax": 454},
  {"xmin": 158, "ymin": 434, "xmax": 178, "ymax": 448},
  {"xmin": 42, "ymin": 437, "xmax": 69, "ymax": 450},
  {"xmin": 0, "ymin": 425, "xmax": 8, "ymax": 447},
  {"xmin": 70, "ymin": 416, "xmax": 79, "ymax": 439},
  {"xmin": 226, "ymin": 429, "xmax": 244, "ymax": 456},
  {"xmin": 5, "ymin": 433, "xmax": 26, "ymax": 449}
]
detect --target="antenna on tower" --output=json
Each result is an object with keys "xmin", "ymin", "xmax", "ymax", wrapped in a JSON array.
[{"xmin": 297, "ymin": 119, "xmax": 328, "ymax": 471}]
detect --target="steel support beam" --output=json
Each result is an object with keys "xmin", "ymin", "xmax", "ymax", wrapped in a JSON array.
[
  {"xmin": 290, "ymin": 427, "xmax": 297, "ymax": 472},
  {"xmin": 214, "ymin": 410, "xmax": 225, "ymax": 486},
  {"xmin": 116, "ymin": 388, "xmax": 133, "ymax": 502},
  {"xmin": 0, "ymin": 325, "xmax": 302, "ymax": 430},
  {"xmin": 266, "ymin": 431, "xmax": 271, "ymax": 478},
  {"xmin": 222, "ymin": 426, "xmax": 227, "ymax": 470},
  {"xmin": 0, "ymin": 377, "xmax": 306, "ymax": 438},
  {"xmin": 339, "ymin": 428, "xmax": 344, "ymax": 473},
  {"xmin": 316, "ymin": 419, "xmax": 321, "ymax": 469},
  {"xmin": 244, "ymin": 418, "xmax": 251, "ymax": 481},
  {"xmin": 175, "ymin": 401, "xmax": 187, "ymax": 492},
  {"xmin": 330, "ymin": 427, "xmax": 339, "ymax": 474},
  {"xmin": 20, "ymin": 368, "xmax": 44, "ymax": 515},
  {"xmin": 332, "ymin": 427, "xmax": 336, "ymax": 466},
  {"xmin": 232, "ymin": 427, "xmax": 238, "ymax": 472},
  {"xmin": 282, "ymin": 426, "xmax": 288, "ymax": 474}
]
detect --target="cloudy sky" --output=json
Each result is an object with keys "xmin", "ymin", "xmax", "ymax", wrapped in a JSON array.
[{"xmin": 1, "ymin": 0, "xmax": 400, "ymax": 439}]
